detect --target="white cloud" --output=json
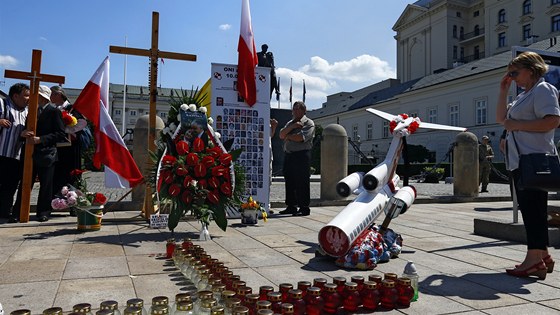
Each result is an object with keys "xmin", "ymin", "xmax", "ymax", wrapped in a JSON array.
[
  {"xmin": 39, "ymin": 36, "xmax": 48, "ymax": 41},
  {"xmin": 271, "ymin": 54, "xmax": 395, "ymax": 109},
  {"xmin": 301, "ymin": 54, "xmax": 395, "ymax": 82},
  {"xmin": 219, "ymin": 24, "xmax": 231, "ymax": 31},
  {"xmin": 0, "ymin": 55, "xmax": 18, "ymax": 68}
]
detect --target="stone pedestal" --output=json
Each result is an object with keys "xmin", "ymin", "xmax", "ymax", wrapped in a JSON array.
[
  {"xmin": 453, "ymin": 132, "xmax": 479, "ymax": 197},
  {"xmin": 321, "ymin": 124, "xmax": 348, "ymax": 200},
  {"xmin": 132, "ymin": 115, "xmax": 164, "ymax": 208}
]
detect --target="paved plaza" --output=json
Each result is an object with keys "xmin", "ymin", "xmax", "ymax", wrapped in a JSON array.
[{"xmin": 1, "ymin": 173, "xmax": 559, "ymax": 314}]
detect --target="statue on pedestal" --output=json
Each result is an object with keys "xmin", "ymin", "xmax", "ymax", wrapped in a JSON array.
[{"xmin": 257, "ymin": 44, "xmax": 280, "ymax": 100}]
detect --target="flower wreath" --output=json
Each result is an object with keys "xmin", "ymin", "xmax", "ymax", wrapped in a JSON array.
[
  {"xmin": 389, "ymin": 113, "xmax": 421, "ymax": 136},
  {"xmin": 151, "ymin": 88, "xmax": 245, "ymax": 232}
]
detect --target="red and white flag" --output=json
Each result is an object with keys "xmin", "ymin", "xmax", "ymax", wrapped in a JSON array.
[
  {"xmin": 73, "ymin": 57, "xmax": 144, "ymax": 188},
  {"xmin": 237, "ymin": 0, "xmax": 258, "ymax": 106}
]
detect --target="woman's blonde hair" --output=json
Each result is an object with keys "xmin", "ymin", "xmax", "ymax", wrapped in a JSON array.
[{"xmin": 508, "ymin": 51, "xmax": 548, "ymax": 78}]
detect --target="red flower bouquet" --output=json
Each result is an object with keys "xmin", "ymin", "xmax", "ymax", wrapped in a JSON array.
[{"xmin": 151, "ymin": 88, "xmax": 245, "ymax": 231}]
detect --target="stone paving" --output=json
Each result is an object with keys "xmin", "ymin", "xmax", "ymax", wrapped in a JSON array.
[{"xmin": 1, "ymin": 173, "xmax": 559, "ymax": 314}]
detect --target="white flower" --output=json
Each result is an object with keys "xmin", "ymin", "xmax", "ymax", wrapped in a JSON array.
[
  {"xmin": 215, "ymin": 132, "xmax": 221, "ymax": 139},
  {"xmin": 188, "ymin": 104, "xmax": 197, "ymax": 112},
  {"xmin": 190, "ymin": 180, "xmax": 198, "ymax": 187},
  {"xmin": 169, "ymin": 123, "xmax": 177, "ymax": 132},
  {"xmin": 180, "ymin": 104, "xmax": 189, "ymax": 111},
  {"xmin": 207, "ymin": 117, "xmax": 214, "ymax": 125},
  {"xmin": 198, "ymin": 106, "xmax": 207, "ymax": 114}
]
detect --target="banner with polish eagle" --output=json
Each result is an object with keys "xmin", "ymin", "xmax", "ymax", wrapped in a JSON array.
[{"xmin": 72, "ymin": 57, "xmax": 144, "ymax": 188}]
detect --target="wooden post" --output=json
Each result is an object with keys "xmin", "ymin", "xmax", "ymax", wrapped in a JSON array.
[
  {"xmin": 4, "ymin": 49, "xmax": 65, "ymax": 223},
  {"xmin": 109, "ymin": 11, "xmax": 197, "ymax": 220}
]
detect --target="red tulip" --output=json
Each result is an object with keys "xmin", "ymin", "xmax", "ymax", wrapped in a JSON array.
[
  {"xmin": 207, "ymin": 146, "xmax": 222, "ymax": 158},
  {"xmin": 211, "ymin": 165, "xmax": 227, "ymax": 177},
  {"xmin": 168, "ymin": 184, "xmax": 181, "ymax": 197},
  {"xmin": 183, "ymin": 175, "xmax": 194, "ymax": 187},
  {"xmin": 202, "ymin": 156, "xmax": 215, "ymax": 168},
  {"xmin": 186, "ymin": 153, "xmax": 199, "ymax": 166},
  {"xmin": 208, "ymin": 176, "xmax": 220, "ymax": 188},
  {"xmin": 162, "ymin": 171, "xmax": 174, "ymax": 184},
  {"xmin": 198, "ymin": 179, "xmax": 208, "ymax": 189},
  {"xmin": 220, "ymin": 182, "xmax": 232, "ymax": 196},
  {"xmin": 219, "ymin": 153, "xmax": 232, "ymax": 166},
  {"xmin": 176, "ymin": 141, "xmax": 190, "ymax": 155},
  {"xmin": 193, "ymin": 137, "xmax": 204, "ymax": 152},
  {"xmin": 194, "ymin": 164, "xmax": 207, "ymax": 178},
  {"xmin": 181, "ymin": 190, "xmax": 192, "ymax": 204},
  {"xmin": 207, "ymin": 189, "xmax": 220, "ymax": 205},
  {"xmin": 175, "ymin": 164, "xmax": 189, "ymax": 176},
  {"xmin": 162, "ymin": 154, "xmax": 177, "ymax": 166}
]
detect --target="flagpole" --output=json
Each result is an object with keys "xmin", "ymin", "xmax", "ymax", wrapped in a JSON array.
[{"xmin": 122, "ymin": 36, "xmax": 127, "ymax": 136}]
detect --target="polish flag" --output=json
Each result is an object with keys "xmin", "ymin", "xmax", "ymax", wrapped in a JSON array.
[
  {"xmin": 73, "ymin": 57, "xmax": 144, "ymax": 188},
  {"xmin": 237, "ymin": 0, "xmax": 258, "ymax": 106}
]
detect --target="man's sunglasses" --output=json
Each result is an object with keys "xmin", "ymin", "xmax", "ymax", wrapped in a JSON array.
[{"xmin": 508, "ymin": 71, "xmax": 520, "ymax": 78}]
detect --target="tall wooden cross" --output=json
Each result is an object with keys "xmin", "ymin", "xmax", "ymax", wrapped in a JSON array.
[
  {"xmin": 110, "ymin": 11, "xmax": 197, "ymax": 219},
  {"xmin": 4, "ymin": 49, "xmax": 65, "ymax": 223}
]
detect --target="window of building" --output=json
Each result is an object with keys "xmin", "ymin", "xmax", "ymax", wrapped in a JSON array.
[
  {"xmin": 523, "ymin": 24, "xmax": 531, "ymax": 40},
  {"xmin": 456, "ymin": 11, "xmax": 462, "ymax": 18},
  {"xmin": 460, "ymin": 27, "xmax": 464, "ymax": 39},
  {"xmin": 498, "ymin": 32, "xmax": 506, "ymax": 47},
  {"xmin": 523, "ymin": 0, "xmax": 531, "ymax": 15},
  {"xmin": 475, "ymin": 99, "xmax": 487, "ymax": 125},
  {"xmin": 366, "ymin": 121, "xmax": 373, "ymax": 140},
  {"xmin": 130, "ymin": 110, "xmax": 137, "ymax": 116},
  {"xmin": 449, "ymin": 104, "xmax": 460, "ymax": 126},
  {"xmin": 498, "ymin": 9, "xmax": 506, "ymax": 23},
  {"xmin": 352, "ymin": 124, "xmax": 359, "ymax": 141},
  {"xmin": 474, "ymin": 25, "xmax": 480, "ymax": 36},
  {"xmin": 114, "ymin": 109, "xmax": 122, "ymax": 115},
  {"xmin": 474, "ymin": 46, "xmax": 480, "ymax": 59},
  {"xmin": 453, "ymin": 46, "xmax": 458, "ymax": 59},
  {"xmin": 428, "ymin": 108, "xmax": 437, "ymax": 124},
  {"xmin": 159, "ymin": 112, "xmax": 167, "ymax": 119},
  {"xmin": 553, "ymin": 0, "xmax": 560, "ymax": 5},
  {"xmin": 473, "ymin": 10, "xmax": 480, "ymax": 17},
  {"xmin": 460, "ymin": 47, "xmax": 465, "ymax": 60},
  {"xmin": 553, "ymin": 14, "xmax": 560, "ymax": 32},
  {"xmin": 382, "ymin": 121, "xmax": 389, "ymax": 138},
  {"xmin": 453, "ymin": 25, "xmax": 457, "ymax": 38}
]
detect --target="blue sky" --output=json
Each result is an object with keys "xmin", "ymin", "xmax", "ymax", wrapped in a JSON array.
[{"xmin": 0, "ymin": 0, "xmax": 410, "ymax": 110}]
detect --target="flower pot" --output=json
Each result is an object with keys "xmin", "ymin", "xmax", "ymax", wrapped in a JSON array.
[
  {"xmin": 75, "ymin": 205, "xmax": 104, "ymax": 231},
  {"xmin": 241, "ymin": 209, "xmax": 259, "ymax": 225}
]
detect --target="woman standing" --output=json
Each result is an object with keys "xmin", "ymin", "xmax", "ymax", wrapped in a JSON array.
[{"xmin": 497, "ymin": 51, "xmax": 560, "ymax": 280}]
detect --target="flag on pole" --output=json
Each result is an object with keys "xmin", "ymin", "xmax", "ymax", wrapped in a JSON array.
[
  {"xmin": 73, "ymin": 57, "xmax": 144, "ymax": 188},
  {"xmin": 276, "ymin": 77, "xmax": 280, "ymax": 101},
  {"xmin": 303, "ymin": 79, "xmax": 306, "ymax": 103},
  {"xmin": 289, "ymin": 78, "xmax": 293, "ymax": 104},
  {"xmin": 237, "ymin": 0, "xmax": 258, "ymax": 106}
]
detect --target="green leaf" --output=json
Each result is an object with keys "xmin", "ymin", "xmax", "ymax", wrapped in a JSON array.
[
  {"xmin": 213, "ymin": 207, "xmax": 228, "ymax": 231},
  {"xmin": 168, "ymin": 201, "xmax": 182, "ymax": 231}
]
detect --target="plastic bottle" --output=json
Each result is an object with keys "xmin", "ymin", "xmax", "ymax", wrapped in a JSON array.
[{"xmin": 402, "ymin": 261, "xmax": 419, "ymax": 301}]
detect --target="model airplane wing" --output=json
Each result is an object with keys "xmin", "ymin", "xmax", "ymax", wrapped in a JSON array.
[
  {"xmin": 366, "ymin": 108, "xmax": 395, "ymax": 121},
  {"xmin": 367, "ymin": 108, "xmax": 466, "ymax": 132},
  {"xmin": 419, "ymin": 121, "xmax": 466, "ymax": 132}
]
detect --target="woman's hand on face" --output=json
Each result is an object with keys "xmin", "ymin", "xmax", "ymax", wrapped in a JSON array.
[{"xmin": 500, "ymin": 73, "xmax": 513, "ymax": 91}]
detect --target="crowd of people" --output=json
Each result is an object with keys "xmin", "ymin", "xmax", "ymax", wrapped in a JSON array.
[{"xmin": 0, "ymin": 84, "xmax": 86, "ymax": 223}]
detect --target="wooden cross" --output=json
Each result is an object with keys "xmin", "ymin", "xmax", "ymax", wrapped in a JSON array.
[
  {"xmin": 109, "ymin": 11, "xmax": 197, "ymax": 219},
  {"xmin": 4, "ymin": 49, "xmax": 65, "ymax": 223}
]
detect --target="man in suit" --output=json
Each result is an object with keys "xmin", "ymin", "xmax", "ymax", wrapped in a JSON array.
[{"xmin": 12, "ymin": 85, "xmax": 66, "ymax": 222}]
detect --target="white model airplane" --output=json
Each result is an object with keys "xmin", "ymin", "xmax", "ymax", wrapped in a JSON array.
[{"xmin": 318, "ymin": 108, "xmax": 467, "ymax": 257}]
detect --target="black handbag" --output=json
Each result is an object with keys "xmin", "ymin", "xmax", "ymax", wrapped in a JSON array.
[{"xmin": 512, "ymin": 133, "xmax": 560, "ymax": 191}]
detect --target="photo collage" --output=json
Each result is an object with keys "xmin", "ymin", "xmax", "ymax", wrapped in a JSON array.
[{"xmin": 215, "ymin": 107, "xmax": 267, "ymax": 196}]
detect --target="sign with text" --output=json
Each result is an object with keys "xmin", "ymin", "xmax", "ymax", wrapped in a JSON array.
[
  {"xmin": 210, "ymin": 63, "xmax": 272, "ymax": 211},
  {"xmin": 150, "ymin": 214, "xmax": 169, "ymax": 229}
]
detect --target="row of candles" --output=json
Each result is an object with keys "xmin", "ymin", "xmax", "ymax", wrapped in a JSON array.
[{"xmin": 165, "ymin": 238, "xmax": 417, "ymax": 314}]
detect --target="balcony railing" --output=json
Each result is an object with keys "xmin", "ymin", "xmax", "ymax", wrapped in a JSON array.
[
  {"xmin": 460, "ymin": 27, "xmax": 485, "ymax": 41},
  {"xmin": 456, "ymin": 51, "xmax": 485, "ymax": 64}
]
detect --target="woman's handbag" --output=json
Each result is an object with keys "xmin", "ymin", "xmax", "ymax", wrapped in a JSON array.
[{"xmin": 512, "ymin": 133, "xmax": 560, "ymax": 191}]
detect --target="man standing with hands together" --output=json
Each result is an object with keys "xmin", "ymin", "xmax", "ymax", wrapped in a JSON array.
[{"xmin": 279, "ymin": 101, "xmax": 315, "ymax": 216}]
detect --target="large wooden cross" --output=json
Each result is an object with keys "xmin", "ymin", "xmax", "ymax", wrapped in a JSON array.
[
  {"xmin": 109, "ymin": 11, "xmax": 197, "ymax": 219},
  {"xmin": 4, "ymin": 49, "xmax": 65, "ymax": 223}
]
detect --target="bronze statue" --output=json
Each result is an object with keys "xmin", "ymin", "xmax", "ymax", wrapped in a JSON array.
[{"xmin": 257, "ymin": 44, "xmax": 280, "ymax": 100}]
